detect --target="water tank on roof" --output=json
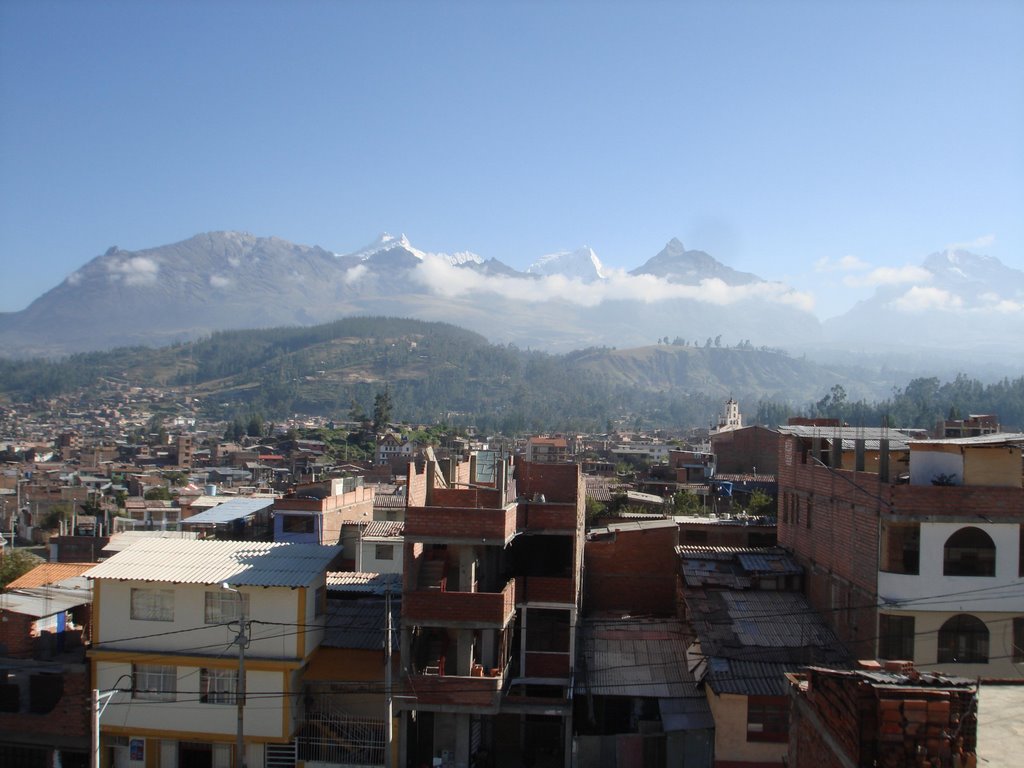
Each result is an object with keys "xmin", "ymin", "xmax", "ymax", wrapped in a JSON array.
[{"xmin": 206, "ymin": 484, "xmax": 217, "ymax": 496}]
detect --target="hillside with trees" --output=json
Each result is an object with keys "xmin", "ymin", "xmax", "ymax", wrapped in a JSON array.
[{"xmin": 0, "ymin": 317, "xmax": 1021, "ymax": 433}]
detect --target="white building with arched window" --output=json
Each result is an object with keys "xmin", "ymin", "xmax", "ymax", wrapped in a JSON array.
[{"xmin": 778, "ymin": 429, "xmax": 1024, "ymax": 681}]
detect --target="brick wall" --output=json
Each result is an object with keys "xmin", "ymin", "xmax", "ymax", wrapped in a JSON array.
[
  {"xmin": 405, "ymin": 506, "xmax": 516, "ymax": 542},
  {"xmin": 403, "ymin": 581, "xmax": 515, "ymax": 627},
  {"xmin": 400, "ymin": 672, "xmax": 501, "ymax": 709},
  {"xmin": 584, "ymin": 525, "xmax": 679, "ymax": 616},
  {"xmin": 712, "ymin": 427, "xmax": 781, "ymax": 475},
  {"xmin": 0, "ymin": 664, "xmax": 90, "ymax": 748},
  {"xmin": 788, "ymin": 668, "xmax": 977, "ymax": 768},
  {"xmin": 515, "ymin": 460, "xmax": 584, "ymax": 505},
  {"xmin": 0, "ymin": 613, "xmax": 35, "ymax": 658}
]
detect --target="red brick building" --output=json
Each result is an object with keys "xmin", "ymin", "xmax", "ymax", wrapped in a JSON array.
[
  {"xmin": 711, "ymin": 426, "xmax": 781, "ymax": 476},
  {"xmin": 397, "ymin": 455, "xmax": 584, "ymax": 767},
  {"xmin": 787, "ymin": 663, "xmax": 978, "ymax": 768},
  {"xmin": 777, "ymin": 428, "xmax": 1024, "ymax": 679},
  {"xmin": 585, "ymin": 519, "xmax": 679, "ymax": 616}
]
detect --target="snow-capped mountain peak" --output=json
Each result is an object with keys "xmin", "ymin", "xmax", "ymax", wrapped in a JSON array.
[
  {"xmin": 341, "ymin": 232, "xmax": 422, "ymax": 261},
  {"xmin": 339, "ymin": 233, "xmax": 482, "ymax": 266},
  {"xmin": 526, "ymin": 247, "xmax": 605, "ymax": 282}
]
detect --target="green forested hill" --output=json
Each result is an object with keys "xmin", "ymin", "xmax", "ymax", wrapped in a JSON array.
[{"xmin": 1, "ymin": 317, "xmax": 1021, "ymax": 432}]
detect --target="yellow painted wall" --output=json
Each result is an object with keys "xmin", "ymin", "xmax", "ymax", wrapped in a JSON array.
[
  {"xmin": 706, "ymin": 690, "xmax": 787, "ymax": 765},
  {"xmin": 963, "ymin": 446, "xmax": 1022, "ymax": 488}
]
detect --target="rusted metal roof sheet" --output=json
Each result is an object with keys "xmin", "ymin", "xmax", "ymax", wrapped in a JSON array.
[
  {"xmin": 577, "ymin": 618, "xmax": 701, "ymax": 699},
  {"xmin": 84, "ymin": 538, "xmax": 340, "ymax": 587}
]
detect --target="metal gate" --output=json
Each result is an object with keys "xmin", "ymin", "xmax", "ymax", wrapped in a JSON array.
[{"xmin": 296, "ymin": 709, "xmax": 386, "ymax": 767}]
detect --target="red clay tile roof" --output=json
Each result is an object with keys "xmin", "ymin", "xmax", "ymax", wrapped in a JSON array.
[{"xmin": 6, "ymin": 562, "xmax": 95, "ymax": 590}]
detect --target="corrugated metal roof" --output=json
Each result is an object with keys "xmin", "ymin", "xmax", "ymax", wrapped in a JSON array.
[
  {"xmin": 326, "ymin": 571, "xmax": 402, "ymax": 595},
  {"xmin": 703, "ymin": 659, "xmax": 796, "ymax": 697},
  {"xmin": 322, "ymin": 598, "xmax": 400, "ymax": 650},
  {"xmin": 577, "ymin": 618, "xmax": 701, "ymax": 699},
  {"xmin": 736, "ymin": 551, "xmax": 802, "ymax": 575},
  {"xmin": 910, "ymin": 432, "xmax": 1024, "ymax": 447},
  {"xmin": 374, "ymin": 495, "xmax": 406, "ymax": 509},
  {"xmin": 685, "ymin": 588, "xmax": 850, "ymax": 697},
  {"xmin": 0, "ymin": 586, "xmax": 93, "ymax": 617},
  {"xmin": 777, "ymin": 425, "xmax": 926, "ymax": 441},
  {"xmin": 362, "ymin": 521, "xmax": 404, "ymax": 539},
  {"xmin": 103, "ymin": 530, "xmax": 200, "ymax": 553},
  {"xmin": 84, "ymin": 538, "xmax": 340, "ymax": 587},
  {"xmin": 181, "ymin": 497, "xmax": 274, "ymax": 525}
]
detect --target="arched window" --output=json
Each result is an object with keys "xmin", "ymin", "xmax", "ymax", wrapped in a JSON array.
[
  {"xmin": 937, "ymin": 614, "xmax": 989, "ymax": 664},
  {"xmin": 943, "ymin": 527, "xmax": 996, "ymax": 576}
]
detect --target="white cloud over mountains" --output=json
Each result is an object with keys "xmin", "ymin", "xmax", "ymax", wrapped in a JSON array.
[
  {"xmin": 409, "ymin": 255, "xmax": 815, "ymax": 312},
  {"xmin": 105, "ymin": 255, "xmax": 159, "ymax": 286},
  {"xmin": 844, "ymin": 265, "xmax": 933, "ymax": 289}
]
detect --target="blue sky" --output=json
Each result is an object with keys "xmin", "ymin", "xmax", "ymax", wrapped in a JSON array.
[{"xmin": 1, "ymin": 0, "xmax": 1022, "ymax": 317}]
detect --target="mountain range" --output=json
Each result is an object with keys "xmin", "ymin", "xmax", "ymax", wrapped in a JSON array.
[{"xmin": 1, "ymin": 231, "xmax": 1021, "ymax": 372}]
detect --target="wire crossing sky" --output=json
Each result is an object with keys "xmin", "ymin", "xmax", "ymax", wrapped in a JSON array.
[{"xmin": 1, "ymin": 0, "xmax": 1021, "ymax": 316}]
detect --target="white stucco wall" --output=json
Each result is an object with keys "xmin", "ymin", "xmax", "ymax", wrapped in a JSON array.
[
  {"xmin": 877, "ymin": 521, "xmax": 1021, "ymax": 611},
  {"xmin": 96, "ymin": 660, "xmax": 291, "ymax": 739},
  {"xmin": 96, "ymin": 580, "xmax": 309, "ymax": 659}
]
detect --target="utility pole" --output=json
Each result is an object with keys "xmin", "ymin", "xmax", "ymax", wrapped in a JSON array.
[
  {"xmin": 93, "ymin": 675, "xmax": 132, "ymax": 768},
  {"xmin": 223, "ymin": 584, "xmax": 247, "ymax": 768},
  {"xmin": 385, "ymin": 585, "xmax": 393, "ymax": 768}
]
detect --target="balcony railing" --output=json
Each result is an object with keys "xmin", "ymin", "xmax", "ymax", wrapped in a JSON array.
[
  {"xmin": 400, "ymin": 669, "xmax": 504, "ymax": 711},
  {"xmin": 405, "ymin": 504, "xmax": 518, "ymax": 543},
  {"xmin": 404, "ymin": 579, "xmax": 516, "ymax": 628}
]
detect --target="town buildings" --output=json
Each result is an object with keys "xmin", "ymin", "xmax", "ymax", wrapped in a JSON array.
[
  {"xmin": 397, "ymin": 455, "xmax": 585, "ymax": 767},
  {"xmin": 777, "ymin": 428, "xmax": 1024, "ymax": 680},
  {"xmin": 87, "ymin": 538, "xmax": 340, "ymax": 768}
]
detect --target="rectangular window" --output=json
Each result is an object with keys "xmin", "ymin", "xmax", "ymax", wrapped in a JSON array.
[
  {"xmin": 133, "ymin": 664, "xmax": 176, "ymax": 701},
  {"xmin": 880, "ymin": 521, "xmax": 920, "ymax": 575},
  {"xmin": 282, "ymin": 515, "xmax": 315, "ymax": 533},
  {"xmin": 200, "ymin": 668, "xmax": 238, "ymax": 704},
  {"xmin": 746, "ymin": 696, "xmax": 789, "ymax": 742},
  {"xmin": 375, "ymin": 544, "xmax": 395, "ymax": 560},
  {"xmin": 1013, "ymin": 617, "xmax": 1024, "ymax": 663},
  {"xmin": 878, "ymin": 614, "xmax": 915, "ymax": 660},
  {"xmin": 130, "ymin": 588, "xmax": 174, "ymax": 622},
  {"xmin": 204, "ymin": 590, "xmax": 249, "ymax": 625}
]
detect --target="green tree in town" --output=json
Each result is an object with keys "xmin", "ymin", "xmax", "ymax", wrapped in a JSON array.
[
  {"xmin": 373, "ymin": 386, "xmax": 393, "ymax": 432},
  {"xmin": 0, "ymin": 549, "xmax": 43, "ymax": 588}
]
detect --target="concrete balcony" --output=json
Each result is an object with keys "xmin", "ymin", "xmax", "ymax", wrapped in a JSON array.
[
  {"xmin": 404, "ymin": 504, "xmax": 518, "ymax": 544},
  {"xmin": 516, "ymin": 575, "xmax": 575, "ymax": 605},
  {"xmin": 403, "ymin": 579, "xmax": 516, "ymax": 629},
  {"xmin": 399, "ymin": 670, "xmax": 503, "ymax": 713}
]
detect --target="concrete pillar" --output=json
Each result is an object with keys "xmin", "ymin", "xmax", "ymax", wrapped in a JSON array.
[
  {"xmin": 480, "ymin": 629, "xmax": 496, "ymax": 669},
  {"xmin": 456, "ymin": 629, "xmax": 474, "ymax": 676},
  {"xmin": 459, "ymin": 546, "xmax": 476, "ymax": 593},
  {"xmin": 455, "ymin": 714, "xmax": 471, "ymax": 768}
]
